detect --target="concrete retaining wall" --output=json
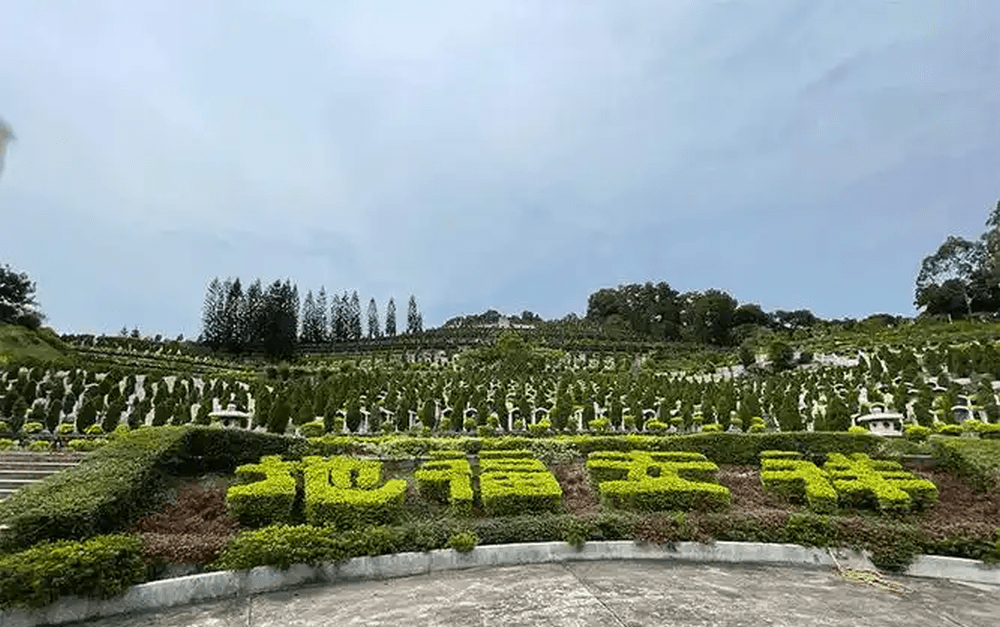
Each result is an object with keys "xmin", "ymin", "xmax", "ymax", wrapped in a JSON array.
[{"xmin": 1, "ymin": 541, "xmax": 997, "ymax": 627}]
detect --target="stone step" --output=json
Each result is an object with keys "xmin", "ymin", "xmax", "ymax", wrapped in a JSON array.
[
  {"xmin": 0, "ymin": 469, "xmax": 62, "ymax": 481},
  {"xmin": 0, "ymin": 452, "xmax": 88, "ymax": 462},
  {"xmin": 0, "ymin": 478, "xmax": 38, "ymax": 492},
  {"xmin": 0, "ymin": 461, "xmax": 82, "ymax": 471}
]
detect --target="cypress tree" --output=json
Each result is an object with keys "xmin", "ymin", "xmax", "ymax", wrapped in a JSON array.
[
  {"xmin": 407, "ymin": 295, "xmax": 422, "ymax": 334},
  {"xmin": 385, "ymin": 298, "xmax": 396, "ymax": 337},
  {"xmin": 316, "ymin": 287, "xmax": 329, "ymax": 343},
  {"xmin": 349, "ymin": 291, "xmax": 362, "ymax": 340},
  {"xmin": 367, "ymin": 298, "xmax": 380, "ymax": 339}
]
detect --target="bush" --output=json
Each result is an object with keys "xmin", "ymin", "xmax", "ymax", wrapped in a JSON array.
[
  {"xmin": 760, "ymin": 455, "xmax": 838, "ymax": 514},
  {"xmin": 824, "ymin": 453, "xmax": 938, "ymax": 512},
  {"xmin": 935, "ymin": 423, "xmax": 963, "ymax": 436},
  {"xmin": 0, "ymin": 438, "xmax": 14, "ymax": 451},
  {"xmin": 588, "ymin": 451, "xmax": 731, "ymax": 512},
  {"xmin": 479, "ymin": 450, "xmax": 563, "ymax": 517},
  {"xmin": 84, "ymin": 424, "xmax": 104, "ymax": 435},
  {"xmin": 22, "ymin": 421, "xmax": 44, "ymax": 434},
  {"xmin": 0, "ymin": 426, "xmax": 189, "ymax": 551},
  {"xmin": 226, "ymin": 456, "xmax": 300, "ymax": 527},
  {"xmin": 848, "ymin": 426, "xmax": 869, "ymax": 435},
  {"xmin": 414, "ymin": 456, "xmax": 474, "ymax": 516},
  {"xmin": 928, "ymin": 436, "xmax": 1000, "ymax": 492},
  {"xmin": 904, "ymin": 424, "xmax": 932, "ymax": 442},
  {"xmin": 0, "ymin": 535, "xmax": 148, "ymax": 609},
  {"xmin": 447, "ymin": 531, "xmax": 478, "ymax": 553},
  {"xmin": 67, "ymin": 438, "xmax": 109, "ymax": 452},
  {"xmin": 56, "ymin": 423, "xmax": 75, "ymax": 435},
  {"xmin": 26, "ymin": 440, "xmax": 51, "ymax": 453},
  {"xmin": 298, "ymin": 421, "xmax": 326, "ymax": 438},
  {"xmin": 302, "ymin": 456, "xmax": 407, "ymax": 529}
]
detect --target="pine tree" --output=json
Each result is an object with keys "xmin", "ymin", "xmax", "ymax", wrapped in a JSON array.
[
  {"xmin": 407, "ymin": 295, "xmax": 422, "ymax": 334},
  {"xmin": 200, "ymin": 277, "xmax": 227, "ymax": 349},
  {"xmin": 300, "ymin": 290, "xmax": 318, "ymax": 343},
  {"xmin": 316, "ymin": 287, "xmax": 329, "ymax": 343},
  {"xmin": 385, "ymin": 298, "xmax": 396, "ymax": 337},
  {"xmin": 367, "ymin": 298, "xmax": 380, "ymax": 339},
  {"xmin": 244, "ymin": 278, "xmax": 265, "ymax": 349},
  {"xmin": 332, "ymin": 294, "xmax": 347, "ymax": 342},
  {"xmin": 349, "ymin": 291, "xmax": 362, "ymax": 340},
  {"xmin": 223, "ymin": 278, "xmax": 246, "ymax": 353}
]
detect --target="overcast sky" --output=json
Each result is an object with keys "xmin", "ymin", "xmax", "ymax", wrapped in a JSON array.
[{"xmin": 2, "ymin": 1, "xmax": 999, "ymax": 339}]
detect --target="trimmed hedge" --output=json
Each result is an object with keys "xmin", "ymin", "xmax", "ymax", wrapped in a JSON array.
[
  {"xmin": 928, "ymin": 436, "xmax": 1000, "ymax": 492},
  {"xmin": 759, "ymin": 452, "xmax": 838, "ymax": 514},
  {"xmin": 478, "ymin": 450, "xmax": 563, "ymax": 517},
  {"xmin": 303, "ymin": 432, "xmax": 884, "ymax": 465},
  {"xmin": 0, "ymin": 535, "xmax": 148, "ymax": 609},
  {"xmin": 0, "ymin": 427, "xmax": 189, "ymax": 551},
  {"xmin": 414, "ymin": 455, "xmax": 474, "ymax": 516},
  {"xmin": 587, "ymin": 451, "xmax": 731, "ymax": 512},
  {"xmin": 302, "ymin": 456, "xmax": 407, "ymax": 529},
  {"xmin": 824, "ymin": 453, "xmax": 938, "ymax": 513},
  {"xmin": 226, "ymin": 456, "xmax": 301, "ymax": 527}
]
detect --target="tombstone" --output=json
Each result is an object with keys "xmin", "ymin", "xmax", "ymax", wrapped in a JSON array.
[{"xmin": 951, "ymin": 405, "xmax": 972, "ymax": 424}]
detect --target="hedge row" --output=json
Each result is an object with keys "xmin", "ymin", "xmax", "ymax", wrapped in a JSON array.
[
  {"xmin": 760, "ymin": 452, "xmax": 838, "ymax": 513},
  {"xmin": 927, "ymin": 436, "xmax": 1000, "ymax": 492},
  {"xmin": 413, "ymin": 452, "xmax": 473, "ymax": 516},
  {"xmin": 302, "ymin": 456, "xmax": 407, "ymax": 529},
  {"xmin": 0, "ymin": 535, "xmax": 148, "ymax": 610},
  {"xmin": 208, "ymin": 511, "xmax": 1000, "ymax": 576},
  {"xmin": 824, "ymin": 453, "xmax": 938, "ymax": 513},
  {"xmin": 0, "ymin": 427, "xmax": 189, "ymax": 551},
  {"xmin": 478, "ymin": 450, "xmax": 563, "ymax": 517},
  {"xmin": 226, "ymin": 456, "xmax": 300, "ymax": 527},
  {"xmin": 586, "ymin": 451, "xmax": 731, "ymax": 512},
  {"xmin": 305, "ymin": 432, "xmax": 886, "ymax": 465},
  {"xmin": 0, "ymin": 426, "xmax": 307, "ymax": 551}
]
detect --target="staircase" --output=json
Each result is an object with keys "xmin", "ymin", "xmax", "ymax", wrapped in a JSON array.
[{"xmin": 0, "ymin": 450, "xmax": 88, "ymax": 502}]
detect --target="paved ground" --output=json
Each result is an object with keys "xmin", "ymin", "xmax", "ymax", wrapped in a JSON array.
[{"xmin": 70, "ymin": 561, "xmax": 1000, "ymax": 627}]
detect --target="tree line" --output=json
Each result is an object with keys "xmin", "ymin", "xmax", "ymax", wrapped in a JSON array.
[
  {"xmin": 914, "ymin": 199, "xmax": 1000, "ymax": 319},
  {"xmin": 199, "ymin": 276, "xmax": 423, "ymax": 360},
  {"xmin": 583, "ymin": 282, "xmax": 823, "ymax": 347}
]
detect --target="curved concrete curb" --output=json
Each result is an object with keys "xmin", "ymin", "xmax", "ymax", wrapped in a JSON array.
[{"xmin": 1, "ymin": 541, "xmax": 998, "ymax": 627}]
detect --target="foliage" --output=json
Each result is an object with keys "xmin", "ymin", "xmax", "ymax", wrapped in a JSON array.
[
  {"xmin": 0, "ymin": 535, "xmax": 148, "ymax": 610},
  {"xmin": 447, "ymin": 531, "xmax": 478, "ymax": 553},
  {"xmin": 587, "ymin": 451, "xmax": 730, "ymax": 512},
  {"xmin": 226, "ymin": 456, "xmax": 300, "ymax": 527}
]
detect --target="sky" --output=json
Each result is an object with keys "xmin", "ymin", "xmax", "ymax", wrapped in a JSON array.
[{"xmin": 2, "ymin": 1, "xmax": 999, "ymax": 339}]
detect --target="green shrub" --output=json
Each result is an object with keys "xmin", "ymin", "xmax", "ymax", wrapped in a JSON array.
[
  {"xmin": 447, "ymin": 531, "xmax": 478, "ymax": 553},
  {"xmin": 0, "ymin": 438, "xmax": 14, "ymax": 451},
  {"xmin": 0, "ymin": 534, "xmax": 148, "ymax": 609},
  {"xmin": 22, "ymin": 421, "xmax": 44, "ymax": 434},
  {"xmin": 226, "ymin": 456, "xmax": 300, "ymax": 527},
  {"xmin": 56, "ymin": 423, "xmax": 75, "ymax": 435},
  {"xmin": 302, "ymin": 456, "xmax": 407, "ymax": 529},
  {"xmin": 904, "ymin": 424, "xmax": 932, "ymax": 442},
  {"xmin": 0, "ymin": 426, "xmax": 189, "ymax": 551},
  {"xmin": 26, "ymin": 440, "xmax": 51, "ymax": 453},
  {"xmin": 478, "ymin": 450, "xmax": 563, "ymax": 517},
  {"xmin": 934, "ymin": 423, "xmax": 963, "ymax": 436},
  {"xmin": 528, "ymin": 419, "xmax": 551, "ymax": 437},
  {"xmin": 928, "ymin": 436, "xmax": 1000, "ymax": 492},
  {"xmin": 414, "ymin": 456, "xmax": 474, "ymax": 516},
  {"xmin": 701, "ymin": 424, "xmax": 723, "ymax": 433},
  {"xmin": 589, "ymin": 418, "xmax": 610, "ymax": 433},
  {"xmin": 67, "ymin": 438, "xmax": 109, "ymax": 452},
  {"xmin": 84, "ymin": 424, "xmax": 104, "ymax": 435},
  {"xmin": 848, "ymin": 426, "xmax": 869, "ymax": 435},
  {"xmin": 588, "ymin": 451, "xmax": 731, "ymax": 512},
  {"xmin": 298, "ymin": 421, "xmax": 326, "ymax": 438},
  {"xmin": 760, "ymin": 455, "xmax": 838, "ymax": 514},
  {"xmin": 824, "ymin": 453, "xmax": 938, "ymax": 512}
]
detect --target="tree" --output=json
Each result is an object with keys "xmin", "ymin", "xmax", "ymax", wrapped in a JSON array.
[
  {"xmin": 407, "ymin": 295, "xmax": 423, "ymax": 334},
  {"xmin": 200, "ymin": 277, "xmax": 227, "ymax": 349},
  {"xmin": 367, "ymin": 298, "xmax": 380, "ymax": 339},
  {"xmin": 385, "ymin": 298, "xmax": 397, "ymax": 337},
  {"xmin": 222, "ymin": 278, "xmax": 246, "ymax": 353},
  {"xmin": 768, "ymin": 340, "xmax": 795, "ymax": 372},
  {"xmin": 331, "ymin": 294, "xmax": 347, "ymax": 342},
  {"xmin": 681, "ymin": 289, "xmax": 737, "ymax": 346},
  {"xmin": 299, "ymin": 290, "xmax": 320, "ymax": 343},
  {"xmin": 315, "ymin": 287, "xmax": 329, "ymax": 343},
  {"xmin": 348, "ymin": 291, "xmax": 362, "ymax": 341},
  {"xmin": 0, "ymin": 263, "xmax": 45, "ymax": 328}
]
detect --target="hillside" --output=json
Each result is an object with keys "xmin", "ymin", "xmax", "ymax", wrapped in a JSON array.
[{"xmin": 0, "ymin": 325, "xmax": 66, "ymax": 365}]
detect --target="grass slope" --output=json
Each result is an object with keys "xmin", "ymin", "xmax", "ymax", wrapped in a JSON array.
[{"xmin": 0, "ymin": 325, "xmax": 65, "ymax": 364}]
